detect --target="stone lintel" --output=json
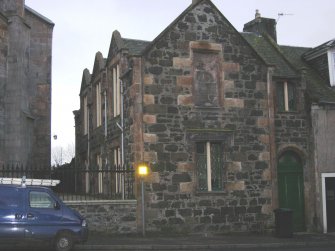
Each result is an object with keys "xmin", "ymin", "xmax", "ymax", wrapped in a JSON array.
[{"xmin": 224, "ymin": 98, "xmax": 244, "ymax": 108}]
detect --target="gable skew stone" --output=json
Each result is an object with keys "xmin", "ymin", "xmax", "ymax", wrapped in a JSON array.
[
  {"xmin": 107, "ymin": 30, "xmax": 125, "ymax": 61},
  {"xmin": 79, "ymin": 68, "xmax": 91, "ymax": 96},
  {"xmin": 91, "ymin": 51, "xmax": 105, "ymax": 80}
]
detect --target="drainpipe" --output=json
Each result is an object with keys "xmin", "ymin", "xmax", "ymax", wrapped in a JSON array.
[
  {"xmin": 104, "ymin": 90, "xmax": 107, "ymax": 138},
  {"xmin": 120, "ymin": 80, "xmax": 125, "ymax": 168}
]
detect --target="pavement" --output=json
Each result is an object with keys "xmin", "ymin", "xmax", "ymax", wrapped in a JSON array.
[{"xmin": 76, "ymin": 231, "xmax": 335, "ymax": 250}]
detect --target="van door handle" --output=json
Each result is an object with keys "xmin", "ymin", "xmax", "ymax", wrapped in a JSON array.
[
  {"xmin": 27, "ymin": 213, "xmax": 35, "ymax": 219},
  {"xmin": 15, "ymin": 213, "xmax": 23, "ymax": 220}
]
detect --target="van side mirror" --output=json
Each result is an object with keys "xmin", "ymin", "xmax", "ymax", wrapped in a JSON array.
[{"xmin": 54, "ymin": 201, "xmax": 61, "ymax": 210}]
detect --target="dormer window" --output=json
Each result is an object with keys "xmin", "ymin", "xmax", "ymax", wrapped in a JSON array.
[{"xmin": 328, "ymin": 49, "xmax": 335, "ymax": 86}]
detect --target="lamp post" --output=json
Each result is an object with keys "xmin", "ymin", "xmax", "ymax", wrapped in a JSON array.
[
  {"xmin": 53, "ymin": 134, "xmax": 62, "ymax": 165},
  {"xmin": 137, "ymin": 163, "xmax": 149, "ymax": 237}
]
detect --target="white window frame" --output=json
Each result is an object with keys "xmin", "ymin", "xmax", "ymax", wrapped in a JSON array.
[
  {"xmin": 96, "ymin": 82, "xmax": 102, "ymax": 127},
  {"xmin": 283, "ymin": 81, "xmax": 289, "ymax": 112},
  {"xmin": 113, "ymin": 147, "xmax": 122, "ymax": 193},
  {"xmin": 321, "ymin": 173, "xmax": 335, "ymax": 233},
  {"xmin": 113, "ymin": 65, "xmax": 120, "ymax": 117},
  {"xmin": 196, "ymin": 141, "xmax": 223, "ymax": 192},
  {"xmin": 97, "ymin": 154, "xmax": 103, "ymax": 194},
  {"xmin": 206, "ymin": 142, "xmax": 212, "ymax": 191},
  {"xmin": 328, "ymin": 49, "xmax": 335, "ymax": 87},
  {"xmin": 83, "ymin": 96, "xmax": 88, "ymax": 135},
  {"xmin": 277, "ymin": 81, "xmax": 295, "ymax": 112}
]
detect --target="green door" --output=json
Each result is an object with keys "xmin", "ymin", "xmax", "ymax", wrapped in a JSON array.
[{"xmin": 277, "ymin": 151, "xmax": 305, "ymax": 231}]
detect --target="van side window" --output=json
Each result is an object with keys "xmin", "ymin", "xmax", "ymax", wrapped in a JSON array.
[
  {"xmin": 29, "ymin": 191, "xmax": 55, "ymax": 209},
  {"xmin": 0, "ymin": 188, "xmax": 22, "ymax": 209}
]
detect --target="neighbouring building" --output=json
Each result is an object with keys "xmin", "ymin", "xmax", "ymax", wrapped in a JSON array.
[
  {"xmin": 0, "ymin": 0, "xmax": 54, "ymax": 167},
  {"xmin": 74, "ymin": 0, "xmax": 335, "ymax": 234}
]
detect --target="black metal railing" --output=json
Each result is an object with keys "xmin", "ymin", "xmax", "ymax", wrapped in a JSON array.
[{"xmin": 0, "ymin": 163, "xmax": 135, "ymax": 201}]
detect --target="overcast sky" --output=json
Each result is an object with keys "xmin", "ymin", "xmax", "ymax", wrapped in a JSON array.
[{"xmin": 25, "ymin": 0, "xmax": 335, "ymax": 156}]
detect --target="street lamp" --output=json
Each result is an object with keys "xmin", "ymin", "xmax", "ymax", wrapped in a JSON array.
[
  {"xmin": 137, "ymin": 163, "xmax": 149, "ymax": 237},
  {"xmin": 52, "ymin": 134, "xmax": 62, "ymax": 165}
]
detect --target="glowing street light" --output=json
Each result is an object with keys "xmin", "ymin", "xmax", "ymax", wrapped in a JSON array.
[
  {"xmin": 138, "ymin": 164, "xmax": 149, "ymax": 176},
  {"xmin": 137, "ymin": 163, "xmax": 149, "ymax": 237}
]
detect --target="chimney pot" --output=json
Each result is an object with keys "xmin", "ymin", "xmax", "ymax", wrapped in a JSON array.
[{"xmin": 243, "ymin": 10, "xmax": 277, "ymax": 42}]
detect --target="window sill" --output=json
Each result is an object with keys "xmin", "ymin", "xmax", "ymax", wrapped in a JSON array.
[
  {"xmin": 276, "ymin": 110, "xmax": 299, "ymax": 114},
  {"xmin": 194, "ymin": 105, "xmax": 221, "ymax": 110},
  {"xmin": 195, "ymin": 191, "xmax": 228, "ymax": 196}
]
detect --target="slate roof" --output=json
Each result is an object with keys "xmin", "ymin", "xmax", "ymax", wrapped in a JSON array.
[
  {"xmin": 241, "ymin": 32, "xmax": 298, "ymax": 78},
  {"xmin": 302, "ymin": 39, "xmax": 335, "ymax": 60},
  {"xmin": 122, "ymin": 38, "xmax": 151, "ymax": 56},
  {"xmin": 242, "ymin": 32, "xmax": 335, "ymax": 103},
  {"xmin": 280, "ymin": 45, "xmax": 335, "ymax": 103}
]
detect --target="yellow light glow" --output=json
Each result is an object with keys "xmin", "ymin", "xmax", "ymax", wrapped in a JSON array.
[{"xmin": 138, "ymin": 164, "xmax": 149, "ymax": 176}]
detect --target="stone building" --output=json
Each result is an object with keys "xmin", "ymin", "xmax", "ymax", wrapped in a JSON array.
[
  {"xmin": 0, "ymin": 0, "xmax": 54, "ymax": 167},
  {"xmin": 74, "ymin": 0, "xmax": 335, "ymax": 233}
]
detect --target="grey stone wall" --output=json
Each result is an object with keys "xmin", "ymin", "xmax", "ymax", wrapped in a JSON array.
[
  {"xmin": 0, "ymin": 1, "xmax": 53, "ymax": 167},
  {"xmin": 67, "ymin": 200, "xmax": 137, "ymax": 234},
  {"xmin": 139, "ymin": 2, "xmax": 273, "ymax": 233},
  {"xmin": 25, "ymin": 8, "xmax": 53, "ymax": 166},
  {"xmin": 0, "ymin": 15, "xmax": 8, "ymax": 163}
]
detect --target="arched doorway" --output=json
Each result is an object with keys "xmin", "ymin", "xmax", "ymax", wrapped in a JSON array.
[{"xmin": 277, "ymin": 151, "xmax": 305, "ymax": 231}]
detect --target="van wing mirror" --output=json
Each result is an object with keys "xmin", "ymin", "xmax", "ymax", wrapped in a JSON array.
[{"xmin": 54, "ymin": 201, "xmax": 61, "ymax": 210}]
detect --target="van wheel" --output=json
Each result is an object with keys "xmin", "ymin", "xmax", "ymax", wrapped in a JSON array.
[{"xmin": 54, "ymin": 232, "xmax": 74, "ymax": 251}]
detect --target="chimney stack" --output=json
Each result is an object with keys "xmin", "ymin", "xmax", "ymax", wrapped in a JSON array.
[
  {"xmin": 243, "ymin": 9, "xmax": 277, "ymax": 42},
  {"xmin": 0, "ymin": 0, "xmax": 24, "ymax": 17}
]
